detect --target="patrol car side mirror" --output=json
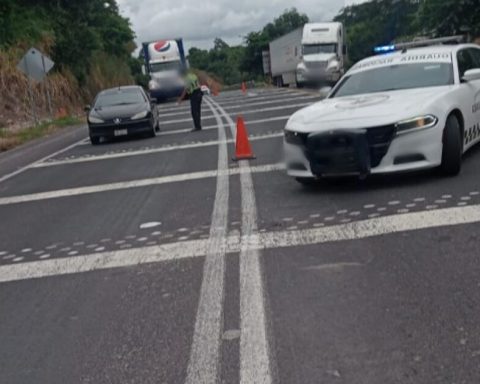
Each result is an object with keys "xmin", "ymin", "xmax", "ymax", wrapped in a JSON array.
[
  {"xmin": 462, "ymin": 69, "xmax": 480, "ymax": 82},
  {"xmin": 84, "ymin": 105, "xmax": 91, "ymax": 112}
]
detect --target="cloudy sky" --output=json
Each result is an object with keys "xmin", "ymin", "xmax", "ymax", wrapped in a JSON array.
[{"xmin": 117, "ymin": 0, "xmax": 367, "ymax": 51}]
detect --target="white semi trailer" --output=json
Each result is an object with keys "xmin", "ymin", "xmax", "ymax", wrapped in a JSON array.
[{"xmin": 267, "ymin": 22, "xmax": 346, "ymax": 87}]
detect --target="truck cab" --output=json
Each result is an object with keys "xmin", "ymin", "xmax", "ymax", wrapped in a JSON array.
[
  {"xmin": 296, "ymin": 22, "xmax": 346, "ymax": 87},
  {"xmin": 143, "ymin": 39, "xmax": 186, "ymax": 102}
]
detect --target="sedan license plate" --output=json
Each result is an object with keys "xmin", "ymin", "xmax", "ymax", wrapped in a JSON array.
[{"xmin": 114, "ymin": 129, "xmax": 128, "ymax": 137}]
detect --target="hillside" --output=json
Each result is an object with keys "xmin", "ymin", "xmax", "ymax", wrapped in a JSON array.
[{"xmin": 0, "ymin": 0, "xmax": 136, "ymax": 131}]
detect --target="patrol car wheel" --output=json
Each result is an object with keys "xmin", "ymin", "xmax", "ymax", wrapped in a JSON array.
[{"xmin": 440, "ymin": 114, "xmax": 462, "ymax": 176}]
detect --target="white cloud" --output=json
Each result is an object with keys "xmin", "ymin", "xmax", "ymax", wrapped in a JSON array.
[{"xmin": 117, "ymin": 0, "xmax": 367, "ymax": 50}]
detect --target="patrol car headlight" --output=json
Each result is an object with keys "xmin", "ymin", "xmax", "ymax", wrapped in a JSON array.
[
  {"xmin": 395, "ymin": 115, "xmax": 438, "ymax": 135},
  {"xmin": 284, "ymin": 130, "xmax": 304, "ymax": 146},
  {"xmin": 131, "ymin": 111, "xmax": 148, "ymax": 120},
  {"xmin": 88, "ymin": 115, "xmax": 104, "ymax": 124}
]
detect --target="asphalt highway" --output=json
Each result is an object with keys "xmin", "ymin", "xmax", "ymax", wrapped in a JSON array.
[{"xmin": 1, "ymin": 87, "xmax": 480, "ymax": 383}]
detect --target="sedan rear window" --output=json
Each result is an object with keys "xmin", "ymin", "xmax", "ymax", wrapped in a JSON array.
[
  {"xmin": 332, "ymin": 63, "xmax": 454, "ymax": 98},
  {"xmin": 95, "ymin": 89, "xmax": 146, "ymax": 108}
]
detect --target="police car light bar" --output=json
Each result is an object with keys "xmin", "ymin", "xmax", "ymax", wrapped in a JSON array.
[
  {"xmin": 374, "ymin": 45, "xmax": 396, "ymax": 54},
  {"xmin": 374, "ymin": 35, "xmax": 466, "ymax": 54}
]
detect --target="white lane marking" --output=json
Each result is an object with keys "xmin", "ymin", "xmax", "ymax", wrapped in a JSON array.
[
  {"xmin": 2, "ymin": 203, "xmax": 480, "ymax": 287},
  {"xmin": 256, "ymin": 204, "xmax": 480, "ymax": 250},
  {"xmin": 139, "ymin": 222, "xmax": 162, "ymax": 229},
  {"xmin": 210, "ymin": 97, "xmax": 272, "ymax": 384},
  {"xmin": 161, "ymin": 102, "xmax": 310, "ymax": 125},
  {"xmin": 185, "ymin": 98, "xmax": 229, "ymax": 383},
  {"xmin": 0, "ymin": 163, "xmax": 285, "ymax": 207},
  {"xmin": 158, "ymin": 115, "xmax": 290, "ymax": 137},
  {"xmin": 224, "ymin": 94, "xmax": 317, "ymax": 110},
  {"xmin": 159, "ymin": 94, "xmax": 318, "ymax": 118},
  {"xmin": 0, "ymin": 137, "xmax": 87, "ymax": 184},
  {"xmin": 0, "ymin": 239, "xmax": 210, "ymax": 283},
  {"xmin": 33, "ymin": 132, "xmax": 283, "ymax": 168},
  {"xmin": 155, "ymin": 89, "xmax": 300, "ymax": 113}
]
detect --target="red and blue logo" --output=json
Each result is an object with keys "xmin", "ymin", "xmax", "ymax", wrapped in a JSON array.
[{"xmin": 154, "ymin": 40, "xmax": 171, "ymax": 52}]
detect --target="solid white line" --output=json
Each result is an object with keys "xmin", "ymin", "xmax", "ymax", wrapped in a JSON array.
[
  {"xmin": 185, "ymin": 99, "xmax": 228, "ymax": 382},
  {"xmin": 3, "ymin": 204, "xmax": 480, "ymax": 283},
  {"xmin": 0, "ymin": 163, "xmax": 285, "ymax": 206},
  {"xmin": 161, "ymin": 102, "xmax": 310, "ymax": 125},
  {"xmin": 210, "ymin": 98, "xmax": 272, "ymax": 383},
  {"xmin": 0, "ymin": 137, "xmax": 88, "ymax": 184},
  {"xmin": 33, "ymin": 132, "xmax": 283, "ymax": 168},
  {"xmin": 158, "ymin": 115, "xmax": 290, "ymax": 137},
  {"xmin": 186, "ymin": 98, "xmax": 229, "ymax": 383}
]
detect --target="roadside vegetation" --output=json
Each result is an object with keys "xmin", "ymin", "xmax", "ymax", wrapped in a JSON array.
[
  {"xmin": 0, "ymin": 0, "xmax": 135, "ymax": 146},
  {"xmin": 0, "ymin": 116, "xmax": 83, "ymax": 152}
]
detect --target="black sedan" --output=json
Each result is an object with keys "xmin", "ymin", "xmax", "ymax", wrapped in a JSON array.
[{"xmin": 86, "ymin": 86, "xmax": 159, "ymax": 145}]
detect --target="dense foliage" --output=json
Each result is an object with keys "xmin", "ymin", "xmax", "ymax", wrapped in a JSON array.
[
  {"xmin": 188, "ymin": 8, "xmax": 308, "ymax": 84},
  {"xmin": 0, "ymin": 0, "xmax": 135, "ymax": 85}
]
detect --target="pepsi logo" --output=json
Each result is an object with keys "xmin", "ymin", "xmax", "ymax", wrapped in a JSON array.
[{"xmin": 154, "ymin": 41, "xmax": 171, "ymax": 52}]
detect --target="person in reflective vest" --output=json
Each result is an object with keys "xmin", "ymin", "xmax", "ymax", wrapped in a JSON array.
[{"xmin": 178, "ymin": 70, "xmax": 203, "ymax": 132}]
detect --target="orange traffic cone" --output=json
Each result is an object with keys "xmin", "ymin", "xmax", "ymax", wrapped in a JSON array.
[
  {"xmin": 233, "ymin": 116, "xmax": 256, "ymax": 161},
  {"xmin": 241, "ymin": 81, "xmax": 247, "ymax": 94}
]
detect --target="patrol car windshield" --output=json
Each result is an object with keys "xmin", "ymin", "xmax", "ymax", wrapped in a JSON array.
[
  {"xmin": 332, "ymin": 62, "xmax": 454, "ymax": 98},
  {"xmin": 150, "ymin": 61, "xmax": 181, "ymax": 73},
  {"xmin": 95, "ymin": 89, "xmax": 146, "ymax": 108},
  {"xmin": 303, "ymin": 44, "xmax": 337, "ymax": 55}
]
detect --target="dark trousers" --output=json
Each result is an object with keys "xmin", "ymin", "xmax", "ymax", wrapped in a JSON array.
[{"xmin": 190, "ymin": 89, "xmax": 203, "ymax": 130}]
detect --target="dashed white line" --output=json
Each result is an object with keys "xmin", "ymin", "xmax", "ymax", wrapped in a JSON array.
[{"xmin": 3, "ymin": 204, "xmax": 480, "ymax": 284}]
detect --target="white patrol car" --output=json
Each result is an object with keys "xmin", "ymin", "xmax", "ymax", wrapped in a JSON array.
[{"xmin": 284, "ymin": 38, "xmax": 480, "ymax": 184}]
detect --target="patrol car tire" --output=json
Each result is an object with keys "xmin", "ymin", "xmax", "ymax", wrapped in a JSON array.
[{"xmin": 440, "ymin": 114, "xmax": 462, "ymax": 176}]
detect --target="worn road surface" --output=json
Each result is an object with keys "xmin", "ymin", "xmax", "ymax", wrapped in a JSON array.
[{"xmin": 1, "ymin": 88, "xmax": 480, "ymax": 383}]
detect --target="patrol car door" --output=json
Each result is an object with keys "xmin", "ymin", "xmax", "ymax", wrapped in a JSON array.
[{"xmin": 457, "ymin": 48, "xmax": 480, "ymax": 149}]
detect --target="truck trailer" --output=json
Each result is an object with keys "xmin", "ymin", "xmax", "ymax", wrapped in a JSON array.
[{"xmin": 266, "ymin": 22, "xmax": 346, "ymax": 88}]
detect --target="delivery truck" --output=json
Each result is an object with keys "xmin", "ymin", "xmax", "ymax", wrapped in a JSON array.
[
  {"xmin": 142, "ymin": 39, "xmax": 187, "ymax": 101},
  {"xmin": 266, "ymin": 22, "xmax": 346, "ymax": 87}
]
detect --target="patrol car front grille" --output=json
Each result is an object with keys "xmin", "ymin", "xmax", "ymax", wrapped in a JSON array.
[
  {"xmin": 365, "ymin": 124, "xmax": 397, "ymax": 167},
  {"xmin": 302, "ymin": 124, "xmax": 396, "ymax": 174}
]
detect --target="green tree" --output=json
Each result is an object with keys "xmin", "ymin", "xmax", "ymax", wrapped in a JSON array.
[
  {"xmin": 416, "ymin": 0, "xmax": 480, "ymax": 37},
  {"xmin": 335, "ymin": 0, "xmax": 421, "ymax": 64},
  {"xmin": 241, "ymin": 8, "xmax": 309, "ymax": 76}
]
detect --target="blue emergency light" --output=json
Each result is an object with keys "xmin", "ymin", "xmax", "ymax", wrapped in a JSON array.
[{"xmin": 373, "ymin": 45, "xmax": 396, "ymax": 54}]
